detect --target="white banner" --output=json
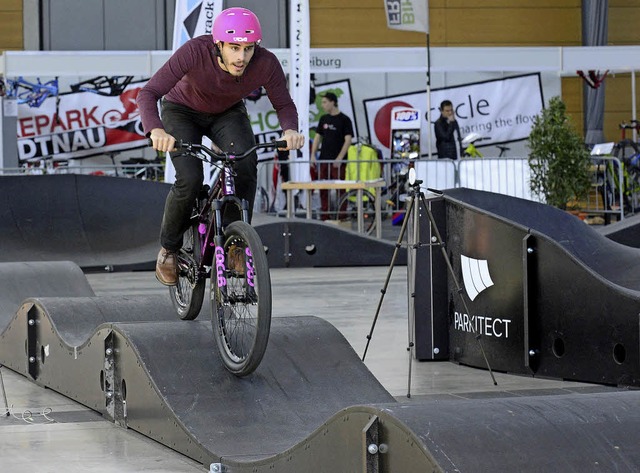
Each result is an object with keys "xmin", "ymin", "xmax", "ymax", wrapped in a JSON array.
[
  {"xmin": 384, "ymin": 0, "xmax": 429, "ymax": 33},
  {"xmin": 245, "ymin": 79, "xmax": 357, "ymax": 150},
  {"xmin": 310, "ymin": 80, "xmax": 358, "ymax": 138},
  {"xmin": 172, "ymin": 0, "xmax": 223, "ymax": 51},
  {"xmin": 364, "ymin": 73, "xmax": 544, "ymax": 157},
  {"xmin": 289, "ymin": 0, "xmax": 311, "ymax": 182},
  {"xmin": 16, "ymin": 82, "xmax": 147, "ymax": 161},
  {"xmin": 168, "ymin": 0, "xmax": 223, "ymax": 182}
]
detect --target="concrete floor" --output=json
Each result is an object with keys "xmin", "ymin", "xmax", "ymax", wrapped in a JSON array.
[{"xmin": 0, "ymin": 266, "xmax": 615, "ymax": 472}]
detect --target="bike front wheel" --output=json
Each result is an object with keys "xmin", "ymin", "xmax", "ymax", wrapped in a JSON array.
[
  {"xmin": 170, "ymin": 222, "xmax": 205, "ymax": 320},
  {"xmin": 211, "ymin": 221, "xmax": 272, "ymax": 376}
]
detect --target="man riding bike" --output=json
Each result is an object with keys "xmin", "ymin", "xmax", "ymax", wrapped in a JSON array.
[{"xmin": 137, "ymin": 7, "xmax": 305, "ymax": 286}]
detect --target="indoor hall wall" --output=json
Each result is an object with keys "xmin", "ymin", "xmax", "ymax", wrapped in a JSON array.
[
  {"xmin": 310, "ymin": 0, "xmax": 583, "ymax": 48},
  {"xmin": 600, "ymin": 74, "xmax": 640, "ymax": 143},
  {"xmin": 4, "ymin": 1, "xmax": 640, "ymax": 141},
  {"xmin": 310, "ymin": 0, "xmax": 580, "ymax": 147},
  {"xmin": 603, "ymin": 1, "xmax": 640, "ymax": 142},
  {"xmin": 0, "ymin": 0, "xmax": 23, "ymax": 51},
  {"xmin": 310, "ymin": 0, "xmax": 640, "ymax": 142}
]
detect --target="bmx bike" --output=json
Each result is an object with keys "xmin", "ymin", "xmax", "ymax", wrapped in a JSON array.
[
  {"xmin": 163, "ymin": 139, "xmax": 286, "ymax": 376},
  {"xmin": 462, "ymin": 133, "xmax": 510, "ymax": 158}
]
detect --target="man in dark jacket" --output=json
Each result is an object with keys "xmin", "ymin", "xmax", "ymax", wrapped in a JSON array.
[{"xmin": 434, "ymin": 100, "xmax": 462, "ymax": 159}]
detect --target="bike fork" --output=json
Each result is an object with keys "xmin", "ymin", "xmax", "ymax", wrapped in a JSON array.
[
  {"xmin": 211, "ymin": 200, "xmax": 229, "ymax": 303},
  {"xmin": 212, "ymin": 233, "xmax": 229, "ymax": 304}
]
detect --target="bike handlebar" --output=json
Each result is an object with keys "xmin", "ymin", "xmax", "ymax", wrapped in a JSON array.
[{"xmin": 147, "ymin": 139, "xmax": 288, "ymax": 162}]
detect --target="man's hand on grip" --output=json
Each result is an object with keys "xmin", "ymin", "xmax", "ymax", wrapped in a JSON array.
[
  {"xmin": 281, "ymin": 129, "xmax": 305, "ymax": 151},
  {"xmin": 150, "ymin": 128, "xmax": 176, "ymax": 153}
]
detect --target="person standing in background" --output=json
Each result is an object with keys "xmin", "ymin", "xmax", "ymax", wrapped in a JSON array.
[
  {"xmin": 310, "ymin": 92, "xmax": 354, "ymax": 220},
  {"xmin": 434, "ymin": 99, "xmax": 462, "ymax": 159}
]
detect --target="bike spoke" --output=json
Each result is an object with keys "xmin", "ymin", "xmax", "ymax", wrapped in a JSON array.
[
  {"xmin": 219, "ymin": 304, "xmax": 258, "ymax": 361},
  {"xmin": 217, "ymin": 274, "xmax": 260, "ymax": 361}
]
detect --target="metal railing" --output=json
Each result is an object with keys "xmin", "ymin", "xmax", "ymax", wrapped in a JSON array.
[
  {"xmin": 416, "ymin": 156, "xmax": 624, "ymax": 222},
  {"xmin": 1, "ymin": 155, "xmax": 626, "ymax": 222},
  {"xmin": 0, "ymin": 161, "xmax": 164, "ymax": 181}
]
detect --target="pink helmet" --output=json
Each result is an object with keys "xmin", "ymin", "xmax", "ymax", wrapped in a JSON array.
[{"xmin": 212, "ymin": 7, "xmax": 262, "ymax": 44}]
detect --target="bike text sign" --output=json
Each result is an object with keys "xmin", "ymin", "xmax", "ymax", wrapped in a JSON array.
[
  {"xmin": 384, "ymin": 0, "xmax": 429, "ymax": 33},
  {"xmin": 16, "ymin": 82, "xmax": 147, "ymax": 161},
  {"xmin": 364, "ymin": 73, "xmax": 544, "ymax": 156}
]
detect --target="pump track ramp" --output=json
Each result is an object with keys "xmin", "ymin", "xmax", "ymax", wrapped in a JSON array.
[
  {"xmin": 0, "ymin": 174, "xmax": 404, "ymax": 270},
  {"xmin": 2, "ymin": 261, "xmax": 640, "ymax": 472}
]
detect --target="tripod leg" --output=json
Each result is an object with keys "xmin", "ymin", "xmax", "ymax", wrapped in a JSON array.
[
  {"xmin": 418, "ymin": 192, "xmax": 498, "ymax": 386},
  {"xmin": 0, "ymin": 365, "xmax": 9, "ymax": 416},
  {"xmin": 406, "ymin": 191, "xmax": 421, "ymax": 399},
  {"xmin": 362, "ymin": 196, "xmax": 416, "ymax": 362},
  {"xmin": 407, "ymin": 346, "xmax": 413, "ymax": 399}
]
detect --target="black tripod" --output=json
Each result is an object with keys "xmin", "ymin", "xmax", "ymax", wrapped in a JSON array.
[
  {"xmin": 362, "ymin": 178, "xmax": 497, "ymax": 398},
  {"xmin": 0, "ymin": 365, "xmax": 9, "ymax": 416}
]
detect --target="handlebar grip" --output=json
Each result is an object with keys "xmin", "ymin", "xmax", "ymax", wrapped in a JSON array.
[
  {"xmin": 148, "ymin": 138, "xmax": 189, "ymax": 149},
  {"xmin": 273, "ymin": 140, "xmax": 288, "ymax": 149}
]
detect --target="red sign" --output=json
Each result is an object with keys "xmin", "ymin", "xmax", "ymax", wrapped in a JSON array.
[{"xmin": 16, "ymin": 82, "xmax": 147, "ymax": 161}]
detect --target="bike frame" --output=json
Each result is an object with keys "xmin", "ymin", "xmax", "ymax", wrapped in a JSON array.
[
  {"xmin": 175, "ymin": 140, "xmax": 286, "ymax": 296},
  {"xmin": 464, "ymin": 142, "xmax": 483, "ymax": 158},
  {"xmin": 6, "ymin": 76, "xmax": 59, "ymax": 108},
  {"xmin": 196, "ymin": 167, "xmax": 248, "ymax": 293},
  {"xmin": 69, "ymin": 75, "xmax": 133, "ymax": 96}
]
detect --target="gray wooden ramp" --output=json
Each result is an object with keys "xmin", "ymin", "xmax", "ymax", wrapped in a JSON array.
[
  {"xmin": 2, "ymin": 260, "xmax": 640, "ymax": 471},
  {"xmin": 1, "ymin": 296, "xmax": 427, "ymax": 471},
  {"xmin": 254, "ymin": 219, "xmax": 407, "ymax": 268},
  {"xmin": 0, "ymin": 174, "xmax": 169, "ymax": 270},
  {"xmin": 383, "ymin": 391, "xmax": 640, "ymax": 472},
  {"xmin": 0, "ymin": 175, "xmax": 403, "ymax": 271},
  {"xmin": 0, "ymin": 261, "xmax": 94, "ymax": 332}
]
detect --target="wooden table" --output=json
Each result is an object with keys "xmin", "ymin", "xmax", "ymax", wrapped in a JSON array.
[{"xmin": 280, "ymin": 179, "xmax": 385, "ymax": 238}]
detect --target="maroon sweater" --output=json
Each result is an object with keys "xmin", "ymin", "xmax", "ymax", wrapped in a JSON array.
[{"xmin": 137, "ymin": 35, "xmax": 298, "ymax": 135}]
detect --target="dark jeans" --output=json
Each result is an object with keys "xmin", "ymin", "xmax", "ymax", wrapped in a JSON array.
[{"xmin": 160, "ymin": 100, "xmax": 257, "ymax": 251}]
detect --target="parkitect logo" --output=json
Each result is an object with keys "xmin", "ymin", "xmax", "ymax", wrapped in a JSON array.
[
  {"xmin": 455, "ymin": 255, "xmax": 512, "ymax": 339},
  {"xmin": 460, "ymin": 255, "xmax": 494, "ymax": 301}
]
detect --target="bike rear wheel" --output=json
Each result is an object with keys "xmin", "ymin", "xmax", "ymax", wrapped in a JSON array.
[
  {"xmin": 170, "ymin": 222, "xmax": 205, "ymax": 320},
  {"xmin": 211, "ymin": 221, "xmax": 272, "ymax": 376},
  {"xmin": 335, "ymin": 189, "xmax": 377, "ymax": 235}
]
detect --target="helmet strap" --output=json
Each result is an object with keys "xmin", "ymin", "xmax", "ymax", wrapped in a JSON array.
[
  {"xmin": 214, "ymin": 42, "xmax": 230, "ymax": 72},
  {"xmin": 214, "ymin": 42, "xmax": 223, "ymax": 58}
]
